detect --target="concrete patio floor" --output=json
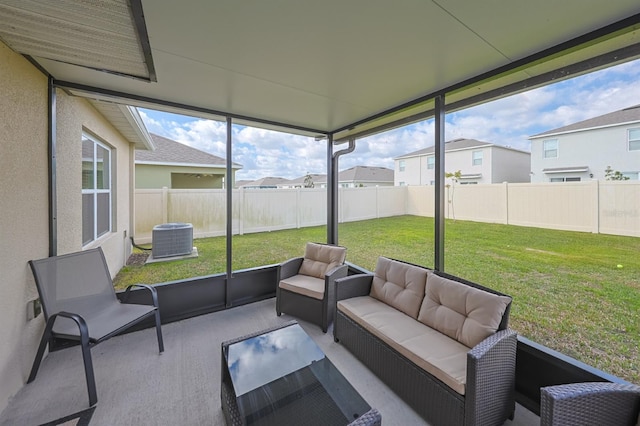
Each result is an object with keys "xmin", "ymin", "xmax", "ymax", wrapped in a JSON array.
[{"xmin": 0, "ymin": 298, "xmax": 540, "ymax": 426}]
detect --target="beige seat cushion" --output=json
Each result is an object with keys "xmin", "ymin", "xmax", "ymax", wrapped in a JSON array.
[
  {"xmin": 299, "ymin": 243, "xmax": 346, "ymax": 279},
  {"xmin": 338, "ymin": 296, "xmax": 469, "ymax": 395},
  {"xmin": 369, "ymin": 257, "xmax": 428, "ymax": 319},
  {"xmin": 418, "ymin": 273, "xmax": 511, "ymax": 348},
  {"xmin": 279, "ymin": 274, "xmax": 325, "ymax": 300}
]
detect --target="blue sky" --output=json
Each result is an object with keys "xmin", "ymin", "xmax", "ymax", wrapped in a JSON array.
[{"xmin": 140, "ymin": 59, "xmax": 640, "ymax": 181}]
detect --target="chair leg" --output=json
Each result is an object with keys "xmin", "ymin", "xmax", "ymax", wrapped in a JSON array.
[
  {"xmin": 79, "ymin": 332, "xmax": 98, "ymax": 407},
  {"xmin": 63, "ymin": 312, "xmax": 97, "ymax": 407},
  {"xmin": 27, "ymin": 316, "xmax": 57, "ymax": 383},
  {"xmin": 154, "ymin": 309, "xmax": 164, "ymax": 353}
]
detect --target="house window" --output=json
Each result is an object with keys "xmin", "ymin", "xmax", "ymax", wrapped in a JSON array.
[
  {"xmin": 622, "ymin": 172, "xmax": 639, "ymax": 180},
  {"xmin": 550, "ymin": 177, "xmax": 581, "ymax": 182},
  {"xmin": 427, "ymin": 156, "xmax": 435, "ymax": 170},
  {"xmin": 629, "ymin": 128, "xmax": 640, "ymax": 151},
  {"xmin": 398, "ymin": 160, "xmax": 405, "ymax": 172},
  {"xmin": 398, "ymin": 181, "xmax": 406, "ymax": 186},
  {"xmin": 472, "ymin": 150, "xmax": 483, "ymax": 166},
  {"xmin": 543, "ymin": 139, "xmax": 558, "ymax": 158},
  {"xmin": 82, "ymin": 133, "xmax": 112, "ymax": 246}
]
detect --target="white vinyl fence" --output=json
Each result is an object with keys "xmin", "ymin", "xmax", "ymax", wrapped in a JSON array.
[{"xmin": 134, "ymin": 181, "xmax": 640, "ymax": 243}]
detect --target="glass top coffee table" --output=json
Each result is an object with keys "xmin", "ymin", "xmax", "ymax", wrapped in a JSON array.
[{"xmin": 220, "ymin": 321, "xmax": 376, "ymax": 426}]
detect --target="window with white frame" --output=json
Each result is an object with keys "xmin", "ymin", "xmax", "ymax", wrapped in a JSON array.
[
  {"xmin": 550, "ymin": 176, "xmax": 580, "ymax": 182},
  {"xmin": 629, "ymin": 128, "xmax": 640, "ymax": 151},
  {"xmin": 472, "ymin": 150, "xmax": 483, "ymax": 166},
  {"xmin": 427, "ymin": 156, "xmax": 435, "ymax": 169},
  {"xmin": 82, "ymin": 133, "xmax": 112, "ymax": 246},
  {"xmin": 543, "ymin": 139, "xmax": 558, "ymax": 158},
  {"xmin": 399, "ymin": 160, "xmax": 405, "ymax": 172}
]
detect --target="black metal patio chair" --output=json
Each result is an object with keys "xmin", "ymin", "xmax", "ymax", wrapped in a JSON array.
[{"xmin": 27, "ymin": 247, "xmax": 164, "ymax": 406}]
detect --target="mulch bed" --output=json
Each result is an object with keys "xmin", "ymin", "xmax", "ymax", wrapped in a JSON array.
[{"xmin": 126, "ymin": 252, "xmax": 150, "ymax": 266}]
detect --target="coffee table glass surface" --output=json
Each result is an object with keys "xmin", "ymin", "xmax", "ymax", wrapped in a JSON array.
[{"xmin": 221, "ymin": 322, "xmax": 371, "ymax": 425}]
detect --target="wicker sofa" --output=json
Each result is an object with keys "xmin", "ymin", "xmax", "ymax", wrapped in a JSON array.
[{"xmin": 334, "ymin": 257, "xmax": 517, "ymax": 426}]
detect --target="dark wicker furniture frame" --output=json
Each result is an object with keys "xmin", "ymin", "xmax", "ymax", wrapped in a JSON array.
[
  {"xmin": 276, "ymin": 255, "xmax": 348, "ymax": 333},
  {"xmin": 334, "ymin": 265, "xmax": 517, "ymax": 426},
  {"xmin": 540, "ymin": 382, "xmax": 640, "ymax": 426}
]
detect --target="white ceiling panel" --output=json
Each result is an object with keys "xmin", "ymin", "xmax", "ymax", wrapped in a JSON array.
[{"xmin": 3, "ymin": 0, "xmax": 638, "ymax": 137}]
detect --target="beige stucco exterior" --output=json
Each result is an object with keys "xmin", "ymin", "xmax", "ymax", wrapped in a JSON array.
[
  {"xmin": 135, "ymin": 163, "xmax": 227, "ymax": 189},
  {"xmin": 0, "ymin": 39, "xmax": 49, "ymax": 415},
  {"xmin": 0, "ymin": 40, "xmax": 138, "ymax": 412}
]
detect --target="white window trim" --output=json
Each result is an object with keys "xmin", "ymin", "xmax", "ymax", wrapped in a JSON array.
[
  {"xmin": 427, "ymin": 156, "xmax": 435, "ymax": 170},
  {"xmin": 82, "ymin": 133, "xmax": 112, "ymax": 246},
  {"xmin": 472, "ymin": 150, "xmax": 483, "ymax": 166},
  {"xmin": 629, "ymin": 128, "xmax": 640, "ymax": 151},
  {"xmin": 543, "ymin": 139, "xmax": 558, "ymax": 158}
]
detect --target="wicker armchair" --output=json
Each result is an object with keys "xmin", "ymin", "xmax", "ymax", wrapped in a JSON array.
[
  {"xmin": 540, "ymin": 382, "xmax": 640, "ymax": 426},
  {"xmin": 276, "ymin": 242, "xmax": 347, "ymax": 332}
]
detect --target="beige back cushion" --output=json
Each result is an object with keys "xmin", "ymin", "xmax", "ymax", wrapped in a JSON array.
[
  {"xmin": 369, "ymin": 257, "xmax": 428, "ymax": 318},
  {"xmin": 298, "ymin": 243, "xmax": 347, "ymax": 279},
  {"xmin": 418, "ymin": 273, "xmax": 511, "ymax": 348}
]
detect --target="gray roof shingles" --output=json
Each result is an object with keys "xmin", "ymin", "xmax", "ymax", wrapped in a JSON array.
[
  {"xmin": 338, "ymin": 166, "xmax": 394, "ymax": 182},
  {"xmin": 531, "ymin": 104, "xmax": 640, "ymax": 138},
  {"xmin": 395, "ymin": 138, "xmax": 492, "ymax": 159},
  {"xmin": 136, "ymin": 133, "xmax": 242, "ymax": 168}
]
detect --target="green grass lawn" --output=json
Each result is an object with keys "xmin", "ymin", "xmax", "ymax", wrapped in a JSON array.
[{"xmin": 115, "ymin": 215, "xmax": 640, "ymax": 384}]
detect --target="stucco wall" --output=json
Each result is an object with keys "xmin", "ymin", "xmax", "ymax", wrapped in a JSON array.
[
  {"xmin": 0, "ymin": 41, "xmax": 49, "ymax": 413},
  {"xmin": 0, "ymin": 41, "xmax": 136, "ymax": 413},
  {"xmin": 491, "ymin": 147, "xmax": 531, "ymax": 183},
  {"xmin": 56, "ymin": 93, "xmax": 133, "ymax": 275},
  {"xmin": 135, "ymin": 163, "xmax": 228, "ymax": 189}
]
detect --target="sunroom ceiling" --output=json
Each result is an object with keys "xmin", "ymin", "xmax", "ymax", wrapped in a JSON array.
[{"xmin": 1, "ymin": 0, "xmax": 639, "ymax": 139}]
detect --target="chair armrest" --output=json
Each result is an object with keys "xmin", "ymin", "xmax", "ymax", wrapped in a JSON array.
[
  {"xmin": 348, "ymin": 408, "xmax": 382, "ymax": 426},
  {"xmin": 123, "ymin": 283, "xmax": 160, "ymax": 309},
  {"xmin": 465, "ymin": 328, "xmax": 517, "ymax": 426},
  {"xmin": 335, "ymin": 274, "xmax": 374, "ymax": 302},
  {"xmin": 324, "ymin": 264, "xmax": 349, "ymax": 299},
  {"xmin": 279, "ymin": 257, "xmax": 304, "ymax": 281},
  {"xmin": 540, "ymin": 382, "xmax": 640, "ymax": 426},
  {"xmin": 326, "ymin": 264, "xmax": 349, "ymax": 282}
]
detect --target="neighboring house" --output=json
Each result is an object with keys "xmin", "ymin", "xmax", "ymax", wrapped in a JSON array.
[
  {"xmin": 135, "ymin": 133, "xmax": 242, "ymax": 189},
  {"xmin": 315, "ymin": 166, "xmax": 394, "ymax": 188},
  {"xmin": 529, "ymin": 105, "xmax": 640, "ymax": 182},
  {"xmin": 234, "ymin": 180, "xmax": 254, "ymax": 189},
  {"xmin": 239, "ymin": 176, "xmax": 291, "ymax": 189},
  {"xmin": 1, "ymin": 40, "xmax": 155, "ymax": 409},
  {"xmin": 394, "ymin": 138, "xmax": 531, "ymax": 186},
  {"xmin": 282, "ymin": 173, "xmax": 327, "ymax": 188}
]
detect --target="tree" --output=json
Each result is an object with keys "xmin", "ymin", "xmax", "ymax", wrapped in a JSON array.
[
  {"xmin": 303, "ymin": 172, "xmax": 315, "ymax": 188},
  {"xmin": 445, "ymin": 170, "xmax": 462, "ymax": 220},
  {"xmin": 604, "ymin": 166, "xmax": 630, "ymax": 181}
]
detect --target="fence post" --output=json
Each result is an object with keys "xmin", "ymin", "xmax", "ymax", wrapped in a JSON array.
[
  {"xmin": 296, "ymin": 188, "xmax": 301, "ymax": 229},
  {"xmin": 376, "ymin": 186, "xmax": 380, "ymax": 219},
  {"xmin": 239, "ymin": 188, "xmax": 245, "ymax": 236},
  {"xmin": 504, "ymin": 181, "xmax": 509, "ymax": 225},
  {"xmin": 161, "ymin": 186, "xmax": 169, "ymax": 223},
  {"xmin": 593, "ymin": 179, "xmax": 600, "ymax": 234}
]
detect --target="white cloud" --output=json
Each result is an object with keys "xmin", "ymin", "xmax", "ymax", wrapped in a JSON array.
[{"xmin": 140, "ymin": 59, "xmax": 640, "ymax": 180}]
